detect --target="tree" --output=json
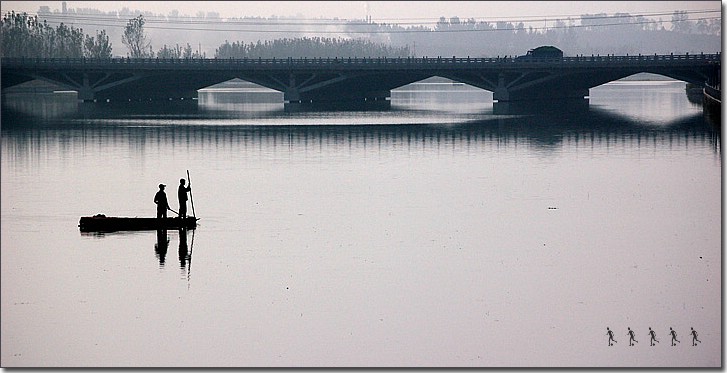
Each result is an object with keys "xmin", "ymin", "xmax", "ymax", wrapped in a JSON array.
[
  {"xmin": 183, "ymin": 43, "xmax": 194, "ymax": 58},
  {"xmin": 122, "ymin": 14, "xmax": 152, "ymax": 57},
  {"xmin": 84, "ymin": 29, "xmax": 111, "ymax": 58},
  {"xmin": 214, "ymin": 36, "xmax": 410, "ymax": 59},
  {"xmin": 695, "ymin": 19, "xmax": 708, "ymax": 34},
  {"xmin": 707, "ymin": 19, "xmax": 721, "ymax": 35},
  {"xmin": 436, "ymin": 17, "xmax": 448, "ymax": 31},
  {"xmin": 157, "ymin": 44, "xmax": 182, "ymax": 58},
  {"xmin": 1, "ymin": 11, "xmax": 107, "ymax": 58},
  {"xmin": 182, "ymin": 43, "xmax": 204, "ymax": 58},
  {"xmin": 671, "ymin": 10, "xmax": 692, "ymax": 34}
]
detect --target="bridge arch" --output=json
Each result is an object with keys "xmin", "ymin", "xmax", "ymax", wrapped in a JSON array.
[{"xmin": 1, "ymin": 54, "xmax": 719, "ymax": 103}]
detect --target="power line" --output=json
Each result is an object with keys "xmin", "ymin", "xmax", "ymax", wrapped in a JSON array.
[
  {"xmin": 29, "ymin": 16, "xmax": 720, "ymax": 34},
  {"xmin": 377, "ymin": 10, "xmax": 719, "ymax": 23},
  {"xmin": 9, "ymin": 8, "xmax": 720, "ymax": 28}
]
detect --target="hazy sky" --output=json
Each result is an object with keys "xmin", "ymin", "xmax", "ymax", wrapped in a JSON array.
[{"xmin": 1, "ymin": 1, "xmax": 721, "ymax": 21}]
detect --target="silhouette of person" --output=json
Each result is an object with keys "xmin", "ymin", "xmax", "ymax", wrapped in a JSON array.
[
  {"xmin": 627, "ymin": 327, "xmax": 638, "ymax": 346},
  {"xmin": 154, "ymin": 184, "xmax": 169, "ymax": 218},
  {"xmin": 691, "ymin": 327, "xmax": 701, "ymax": 346},
  {"xmin": 178, "ymin": 178, "xmax": 191, "ymax": 218},
  {"xmin": 607, "ymin": 327, "xmax": 617, "ymax": 346},
  {"xmin": 178, "ymin": 228, "xmax": 188, "ymax": 271},
  {"xmin": 648, "ymin": 327, "xmax": 659, "ymax": 346},
  {"xmin": 669, "ymin": 327, "xmax": 680, "ymax": 346},
  {"xmin": 155, "ymin": 229, "xmax": 169, "ymax": 266}
]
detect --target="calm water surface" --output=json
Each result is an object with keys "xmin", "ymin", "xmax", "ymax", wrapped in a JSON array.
[{"xmin": 0, "ymin": 79, "xmax": 721, "ymax": 367}]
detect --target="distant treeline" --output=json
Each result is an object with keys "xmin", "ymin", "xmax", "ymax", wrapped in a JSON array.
[
  {"xmin": 382, "ymin": 13, "xmax": 721, "ymax": 56},
  {"xmin": 156, "ymin": 43, "xmax": 205, "ymax": 59},
  {"xmin": 1, "ymin": 11, "xmax": 111, "ymax": 58},
  {"xmin": 3, "ymin": 5, "xmax": 722, "ymax": 59},
  {"xmin": 1, "ymin": 12, "xmax": 410, "ymax": 59},
  {"xmin": 215, "ymin": 37, "xmax": 411, "ymax": 59}
]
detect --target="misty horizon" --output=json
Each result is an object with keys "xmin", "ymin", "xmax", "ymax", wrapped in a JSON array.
[{"xmin": 0, "ymin": 1, "xmax": 720, "ymax": 58}]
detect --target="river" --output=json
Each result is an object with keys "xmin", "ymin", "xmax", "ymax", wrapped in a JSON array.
[{"xmin": 0, "ymin": 77, "xmax": 721, "ymax": 367}]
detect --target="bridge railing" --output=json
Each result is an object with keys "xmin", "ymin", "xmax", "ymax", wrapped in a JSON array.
[{"xmin": 2, "ymin": 53, "xmax": 720, "ymax": 69}]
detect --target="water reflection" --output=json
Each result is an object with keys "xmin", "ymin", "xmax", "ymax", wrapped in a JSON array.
[
  {"xmin": 2, "ymin": 80, "xmax": 720, "ymax": 168},
  {"xmin": 492, "ymin": 99, "xmax": 589, "ymax": 116},
  {"xmin": 1, "ymin": 104, "xmax": 720, "ymax": 160},
  {"xmin": 80, "ymin": 228, "xmax": 193, "ymax": 277},
  {"xmin": 283, "ymin": 100, "xmax": 392, "ymax": 112},
  {"xmin": 198, "ymin": 89, "xmax": 284, "ymax": 116},
  {"xmin": 178, "ymin": 228, "xmax": 193, "ymax": 281},
  {"xmin": 155, "ymin": 229, "xmax": 169, "ymax": 267},
  {"xmin": 152, "ymin": 228, "xmax": 196, "ymax": 278},
  {"xmin": 2, "ymin": 91, "xmax": 78, "ymax": 119},
  {"xmin": 393, "ymin": 82, "xmax": 492, "ymax": 114}
]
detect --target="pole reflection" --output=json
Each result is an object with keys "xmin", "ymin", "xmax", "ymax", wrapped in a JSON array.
[{"xmin": 178, "ymin": 228, "xmax": 194, "ymax": 282}]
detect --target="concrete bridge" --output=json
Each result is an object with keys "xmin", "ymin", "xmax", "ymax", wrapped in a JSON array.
[{"xmin": 1, "ymin": 53, "xmax": 720, "ymax": 103}]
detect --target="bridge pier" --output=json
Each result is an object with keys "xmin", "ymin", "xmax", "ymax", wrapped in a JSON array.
[
  {"xmin": 284, "ymin": 88, "xmax": 301, "ymax": 103},
  {"xmin": 77, "ymin": 73, "xmax": 96, "ymax": 102}
]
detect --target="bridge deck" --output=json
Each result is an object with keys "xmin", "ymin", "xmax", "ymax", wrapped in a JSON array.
[
  {"xmin": 2, "ymin": 53, "xmax": 720, "ymax": 70},
  {"xmin": 2, "ymin": 54, "xmax": 720, "ymax": 103}
]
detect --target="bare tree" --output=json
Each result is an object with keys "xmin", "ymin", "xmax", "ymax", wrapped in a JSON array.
[{"xmin": 122, "ymin": 14, "xmax": 152, "ymax": 57}]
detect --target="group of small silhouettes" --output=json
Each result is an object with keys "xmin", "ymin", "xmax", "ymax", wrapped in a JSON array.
[
  {"xmin": 607, "ymin": 327, "xmax": 701, "ymax": 347},
  {"xmin": 153, "ymin": 177, "xmax": 192, "ymax": 218}
]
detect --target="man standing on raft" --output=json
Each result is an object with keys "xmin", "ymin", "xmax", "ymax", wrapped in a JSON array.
[
  {"xmin": 178, "ymin": 178, "xmax": 192, "ymax": 218},
  {"xmin": 154, "ymin": 184, "xmax": 169, "ymax": 218}
]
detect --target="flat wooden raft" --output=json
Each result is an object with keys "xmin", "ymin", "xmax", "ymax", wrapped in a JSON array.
[{"xmin": 79, "ymin": 214, "xmax": 198, "ymax": 232}]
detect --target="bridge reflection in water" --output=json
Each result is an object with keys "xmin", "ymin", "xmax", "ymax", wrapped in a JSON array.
[{"xmin": 1, "ymin": 101, "xmax": 720, "ymax": 162}]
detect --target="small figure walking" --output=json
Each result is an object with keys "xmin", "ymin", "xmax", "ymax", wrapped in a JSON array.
[
  {"xmin": 669, "ymin": 327, "xmax": 680, "ymax": 346},
  {"xmin": 606, "ymin": 327, "xmax": 617, "ymax": 346},
  {"xmin": 627, "ymin": 327, "xmax": 638, "ymax": 346},
  {"xmin": 690, "ymin": 327, "xmax": 701, "ymax": 346},
  {"xmin": 154, "ymin": 184, "xmax": 169, "ymax": 218},
  {"xmin": 648, "ymin": 327, "xmax": 659, "ymax": 346}
]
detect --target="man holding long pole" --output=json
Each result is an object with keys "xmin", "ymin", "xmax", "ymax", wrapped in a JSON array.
[{"xmin": 178, "ymin": 177, "xmax": 192, "ymax": 218}]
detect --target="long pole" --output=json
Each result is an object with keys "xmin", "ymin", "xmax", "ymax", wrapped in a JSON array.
[{"xmin": 187, "ymin": 169, "xmax": 196, "ymax": 219}]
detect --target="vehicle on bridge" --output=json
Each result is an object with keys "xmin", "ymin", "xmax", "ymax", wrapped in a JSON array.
[{"xmin": 516, "ymin": 46, "xmax": 564, "ymax": 61}]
